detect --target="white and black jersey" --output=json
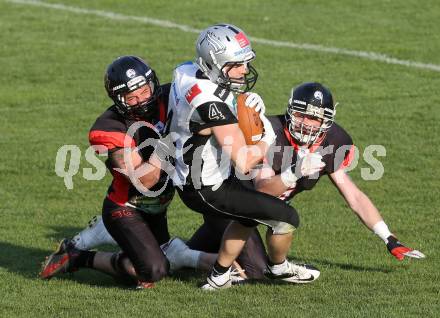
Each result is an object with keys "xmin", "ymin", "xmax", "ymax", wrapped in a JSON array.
[{"xmin": 169, "ymin": 61, "xmax": 238, "ymax": 188}]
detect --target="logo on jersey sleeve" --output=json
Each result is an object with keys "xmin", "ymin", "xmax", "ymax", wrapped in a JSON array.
[
  {"xmin": 185, "ymin": 84, "xmax": 202, "ymax": 103},
  {"xmin": 208, "ymin": 103, "xmax": 225, "ymax": 120},
  {"xmin": 235, "ymin": 32, "xmax": 250, "ymax": 48}
]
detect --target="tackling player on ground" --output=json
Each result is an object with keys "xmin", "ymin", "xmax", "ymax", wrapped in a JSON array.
[
  {"xmin": 40, "ymin": 56, "xmax": 176, "ymax": 288},
  {"xmin": 252, "ymin": 82, "xmax": 425, "ymax": 277}
]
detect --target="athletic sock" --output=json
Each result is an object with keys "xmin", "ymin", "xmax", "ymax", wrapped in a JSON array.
[
  {"xmin": 75, "ymin": 251, "xmax": 97, "ymax": 268},
  {"xmin": 213, "ymin": 261, "xmax": 230, "ymax": 275},
  {"xmin": 184, "ymin": 249, "xmax": 202, "ymax": 269},
  {"xmin": 210, "ymin": 261, "xmax": 231, "ymax": 286}
]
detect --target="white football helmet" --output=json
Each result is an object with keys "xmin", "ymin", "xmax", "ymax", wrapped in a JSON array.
[{"xmin": 195, "ymin": 23, "xmax": 258, "ymax": 92}]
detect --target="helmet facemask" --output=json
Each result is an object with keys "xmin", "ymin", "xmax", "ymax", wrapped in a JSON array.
[
  {"xmin": 219, "ymin": 60, "xmax": 258, "ymax": 93},
  {"xmin": 286, "ymin": 98, "xmax": 336, "ymax": 145},
  {"xmin": 112, "ymin": 70, "xmax": 161, "ymax": 120}
]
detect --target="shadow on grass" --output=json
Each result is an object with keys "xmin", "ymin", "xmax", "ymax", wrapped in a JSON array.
[
  {"xmin": 0, "ymin": 225, "xmax": 209, "ymax": 289},
  {"xmin": 0, "ymin": 240, "xmax": 128, "ymax": 289},
  {"xmin": 306, "ymin": 258, "xmax": 392, "ymax": 273}
]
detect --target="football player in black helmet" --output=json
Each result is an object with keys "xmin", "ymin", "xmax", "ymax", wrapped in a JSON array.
[
  {"xmin": 105, "ymin": 55, "xmax": 162, "ymax": 120},
  {"xmin": 40, "ymin": 56, "xmax": 174, "ymax": 288},
  {"xmin": 285, "ymin": 82, "xmax": 336, "ymax": 145},
  {"xmin": 252, "ymin": 82, "xmax": 425, "ymax": 282}
]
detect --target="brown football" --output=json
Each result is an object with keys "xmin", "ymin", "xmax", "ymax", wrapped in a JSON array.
[{"xmin": 237, "ymin": 93, "xmax": 264, "ymax": 145}]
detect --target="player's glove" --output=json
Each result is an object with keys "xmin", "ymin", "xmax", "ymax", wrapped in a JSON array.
[
  {"xmin": 244, "ymin": 92, "xmax": 265, "ymax": 114},
  {"xmin": 386, "ymin": 235, "xmax": 426, "ymax": 261},
  {"xmin": 153, "ymin": 137, "xmax": 172, "ymax": 164},
  {"xmin": 259, "ymin": 113, "xmax": 276, "ymax": 146},
  {"xmin": 280, "ymin": 151, "xmax": 325, "ymax": 187}
]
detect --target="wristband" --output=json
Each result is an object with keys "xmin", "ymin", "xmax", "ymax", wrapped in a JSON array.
[{"xmin": 372, "ymin": 220, "xmax": 392, "ymax": 243}]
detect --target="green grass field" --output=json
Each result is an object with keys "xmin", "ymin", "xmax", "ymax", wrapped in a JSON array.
[{"xmin": 1, "ymin": 0, "xmax": 439, "ymax": 317}]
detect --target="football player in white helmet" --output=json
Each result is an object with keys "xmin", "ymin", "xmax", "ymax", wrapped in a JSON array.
[{"xmin": 168, "ymin": 24, "xmax": 320, "ymax": 290}]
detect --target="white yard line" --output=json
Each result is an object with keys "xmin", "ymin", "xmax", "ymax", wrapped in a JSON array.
[{"xmin": 7, "ymin": 0, "xmax": 440, "ymax": 73}]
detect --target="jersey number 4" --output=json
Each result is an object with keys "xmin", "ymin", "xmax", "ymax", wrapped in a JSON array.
[{"xmin": 208, "ymin": 103, "xmax": 225, "ymax": 120}]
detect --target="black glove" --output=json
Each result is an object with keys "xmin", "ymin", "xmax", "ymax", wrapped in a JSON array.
[{"xmin": 386, "ymin": 235, "xmax": 425, "ymax": 261}]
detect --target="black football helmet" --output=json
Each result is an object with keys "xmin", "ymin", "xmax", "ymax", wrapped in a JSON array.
[
  {"xmin": 285, "ymin": 82, "xmax": 336, "ymax": 145},
  {"xmin": 104, "ymin": 56, "xmax": 161, "ymax": 120}
]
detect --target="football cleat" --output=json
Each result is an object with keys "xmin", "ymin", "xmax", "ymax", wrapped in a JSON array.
[
  {"xmin": 201, "ymin": 276, "xmax": 232, "ymax": 291},
  {"xmin": 135, "ymin": 281, "xmax": 155, "ymax": 289},
  {"xmin": 201, "ymin": 267, "xmax": 233, "ymax": 291},
  {"xmin": 162, "ymin": 237, "xmax": 191, "ymax": 272},
  {"xmin": 264, "ymin": 261, "xmax": 320, "ymax": 284},
  {"xmin": 39, "ymin": 238, "xmax": 80, "ymax": 279}
]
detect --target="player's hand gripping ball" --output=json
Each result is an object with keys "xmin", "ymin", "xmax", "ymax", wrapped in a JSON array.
[{"xmin": 237, "ymin": 93, "xmax": 264, "ymax": 145}]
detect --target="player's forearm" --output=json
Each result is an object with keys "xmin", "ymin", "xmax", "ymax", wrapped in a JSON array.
[
  {"xmin": 255, "ymin": 176, "xmax": 288, "ymax": 197},
  {"xmin": 136, "ymin": 163, "xmax": 161, "ymax": 189},
  {"xmin": 233, "ymin": 142, "xmax": 268, "ymax": 175},
  {"xmin": 350, "ymin": 191, "xmax": 383, "ymax": 230}
]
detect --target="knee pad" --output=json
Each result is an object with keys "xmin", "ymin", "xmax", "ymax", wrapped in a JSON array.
[{"xmin": 258, "ymin": 220, "xmax": 296, "ymax": 234}]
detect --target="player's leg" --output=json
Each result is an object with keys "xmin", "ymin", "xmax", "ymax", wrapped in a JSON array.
[
  {"xmin": 263, "ymin": 224, "xmax": 320, "ymax": 284},
  {"xmin": 39, "ymin": 213, "xmax": 118, "ymax": 279},
  {"xmin": 101, "ymin": 199, "xmax": 170, "ymax": 285},
  {"xmin": 266, "ymin": 230, "xmax": 293, "ymax": 264},
  {"xmin": 186, "ymin": 214, "xmax": 267, "ymax": 279},
  {"xmin": 40, "ymin": 201, "xmax": 169, "ymax": 287},
  {"xmin": 178, "ymin": 177, "xmax": 298, "ymax": 289},
  {"xmin": 71, "ymin": 215, "xmax": 117, "ymax": 250}
]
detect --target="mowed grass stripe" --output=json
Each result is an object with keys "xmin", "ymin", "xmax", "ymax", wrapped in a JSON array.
[{"xmin": 6, "ymin": 0, "xmax": 440, "ymax": 73}]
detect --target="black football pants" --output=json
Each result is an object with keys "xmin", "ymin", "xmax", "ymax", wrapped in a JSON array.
[{"xmin": 101, "ymin": 198, "xmax": 170, "ymax": 282}]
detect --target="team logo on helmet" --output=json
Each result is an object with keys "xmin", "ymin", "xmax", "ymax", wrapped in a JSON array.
[
  {"xmin": 126, "ymin": 69, "xmax": 136, "ymax": 79},
  {"xmin": 314, "ymin": 91, "xmax": 323, "ymax": 105},
  {"xmin": 205, "ymin": 31, "xmax": 226, "ymax": 54}
]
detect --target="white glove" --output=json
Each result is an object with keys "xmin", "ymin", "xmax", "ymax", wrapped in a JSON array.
[
  {"xmin": 259, "ymin": 113, "xmax": 276, "ymax": 146},
  {"xmin": 295, "ymin": 152, "xmax": 325, "ymax": 177},
  {"xmin": 245, "ymin": 92, "xmax": 265, "ymax": 114},
  {"xmin": 280, "ymin": 152, "xmax": 325, "ymax": 187}
]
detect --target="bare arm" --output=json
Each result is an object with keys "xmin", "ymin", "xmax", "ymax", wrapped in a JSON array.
[
  {"xmin": 211, "ymin": 123, "xmax": 271, "ymax": 175},
  {"xmin": 329, "ymin": 169, "xmax": 382, "ymax": 229},
  {"xmin": 110, "ymin": 147, "xmax": 162, "ymax": 189},
  {"xmin": 253, "ymin": 165, "xmax": 291, "ymax": 197}
]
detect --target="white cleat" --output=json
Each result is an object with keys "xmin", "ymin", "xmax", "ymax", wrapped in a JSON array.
[
  {"xmin": 264, "ymin": 261, "xmax": 320, "ymax": 284},
  {"xmin": 201, "ymin": 275, "xmax": 232, "ymax": 291},
  {"xmin": 162, "ymin": 237, "xmax": 191, "ymax": 272}
]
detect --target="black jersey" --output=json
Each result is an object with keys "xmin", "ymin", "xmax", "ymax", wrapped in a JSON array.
[
  {"xmin": 89, "ymin": 84, "xmax": 172, "ymax": 206},
  {"xmin": 268, "ymin": 115, "xmax": 354, "ymax": 201}
]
